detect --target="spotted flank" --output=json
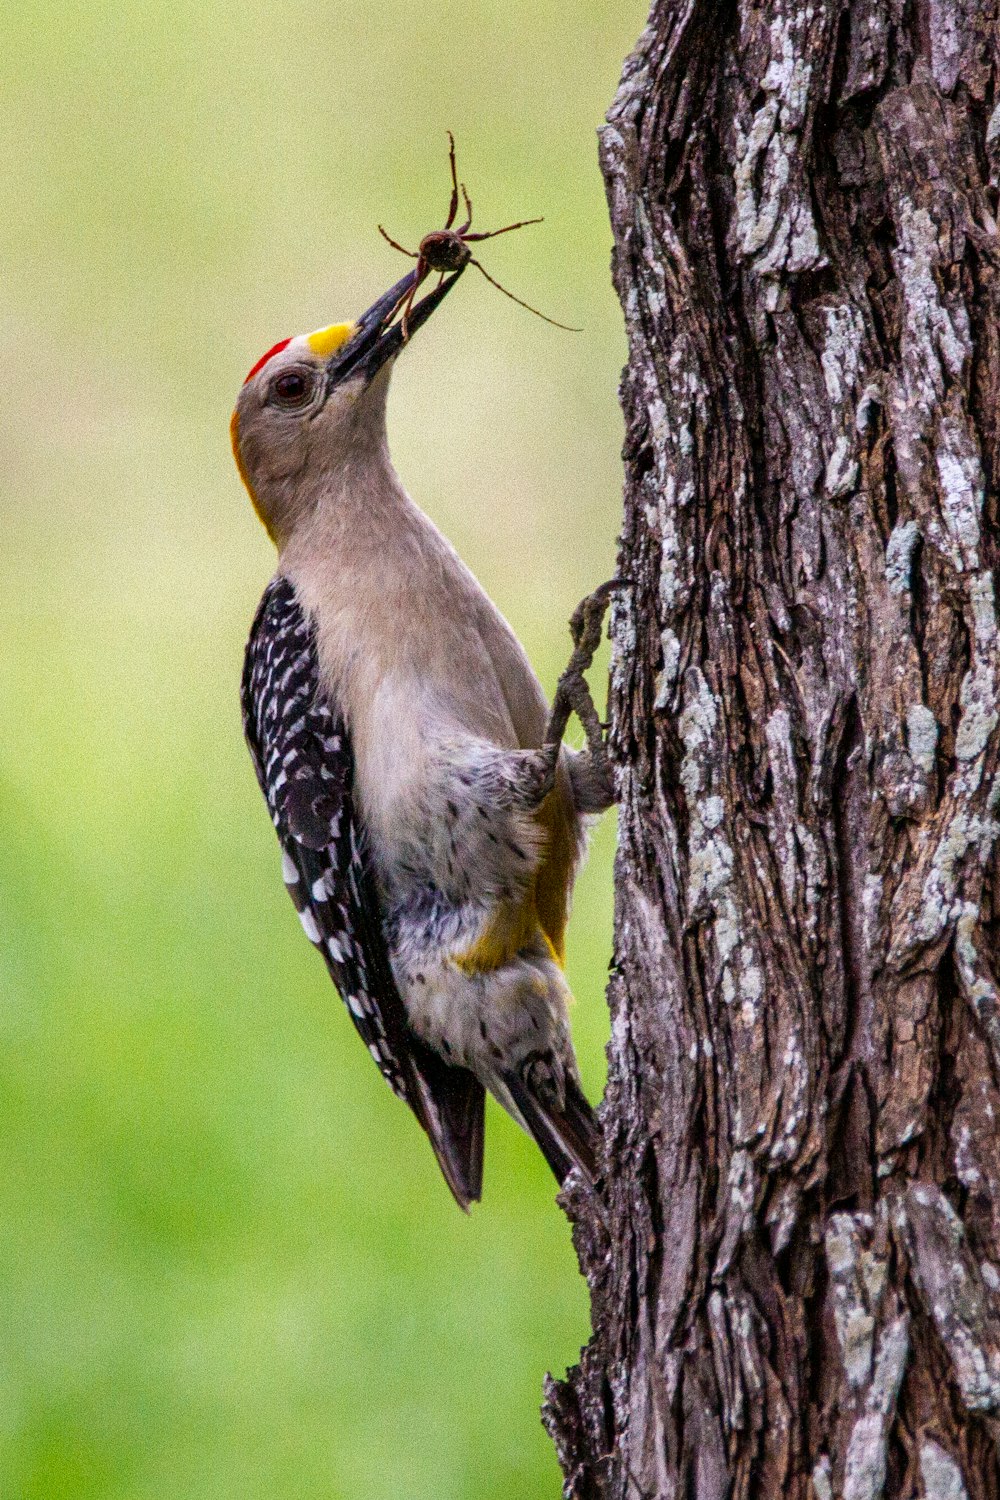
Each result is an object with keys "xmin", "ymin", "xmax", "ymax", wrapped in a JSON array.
[
  {"xmin": 241, "ymin": 576, "xmax": 486, "ymax": 1208},
  {"xmin": 241, "ymin": 575, "xmax": 412, "ymax": 1096}
]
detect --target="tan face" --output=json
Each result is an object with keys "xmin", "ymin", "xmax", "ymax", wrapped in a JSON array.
[
  {"xmin": 231, "ymin": 330, "xmax": 391, "ymax": 546},
  {"xmin": 231, "ymin": 267, "xmax": 464, "ymax": 548}
]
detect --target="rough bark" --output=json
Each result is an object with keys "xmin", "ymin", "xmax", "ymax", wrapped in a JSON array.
[{"xmin": 545, "ymin": 3, "xmax": 1000, "ymax": 1497}]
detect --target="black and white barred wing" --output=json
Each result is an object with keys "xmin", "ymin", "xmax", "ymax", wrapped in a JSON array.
[{"xmin": 241, "ymin": 575, "xmax": 484, "ymax": 1208}]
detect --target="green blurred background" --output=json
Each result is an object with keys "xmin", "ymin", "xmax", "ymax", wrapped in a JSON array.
[{"xmin": 2, "ymin": 3, "xmax": 634, "ymax": 1495}]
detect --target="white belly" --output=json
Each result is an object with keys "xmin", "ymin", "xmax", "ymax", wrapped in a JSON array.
[{"xmin": 350, "ymin": 670, "xmax": 440, "ymax": 877}]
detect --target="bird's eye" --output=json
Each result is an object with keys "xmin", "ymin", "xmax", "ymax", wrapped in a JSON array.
[{"xmin": 270, "ymin": 369, "xmax": 314, "ymax": 408}]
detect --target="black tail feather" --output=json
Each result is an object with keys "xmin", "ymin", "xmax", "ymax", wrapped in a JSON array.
[
  {"xmin": 409, "ymin": 1043, "xmax": 485, "ymax": 1211},
  {"xmin": 562, "ymin": 1073, "xmax": 600, "ymax": 1179},
  {"xmin": 504, "ymin": 1070, "xmax": 598, "ymax": 1187}
]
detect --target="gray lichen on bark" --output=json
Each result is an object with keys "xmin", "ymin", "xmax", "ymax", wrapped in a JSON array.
[{"xmin": 544, "ymin": 2, "xmax": 1000, "ymax": 1496}]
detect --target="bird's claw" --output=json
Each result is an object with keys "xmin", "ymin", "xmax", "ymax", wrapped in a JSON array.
[
  {"xmin": 544, "ymin": 580, "xmax": 619, "ymax": 809},
  {"xmin": 568, "ymin": 578, "xmax": 616, "ymax": 653}
]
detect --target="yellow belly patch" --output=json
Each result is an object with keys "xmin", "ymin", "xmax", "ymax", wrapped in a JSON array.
[
  {"xmin": 453, "ymin": 783, "xmax": 576, "ymax": 977},
  {"xmin": 454, "ymin": 897, "xmax": 558, "ymax": 976},
  {"xmin": 533, "ymin": 787, "xmax": 576, "ymax": 965}
]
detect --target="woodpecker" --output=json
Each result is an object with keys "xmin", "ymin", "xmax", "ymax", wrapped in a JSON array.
[{"xmin": 232, "ymin": 263, "xmax": 613, "ymax": 1208}]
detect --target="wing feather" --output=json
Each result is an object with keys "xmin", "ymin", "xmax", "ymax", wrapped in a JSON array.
[{"xmin": 241, "ymin": 575, "xmax": 484, "ymax": 1207}]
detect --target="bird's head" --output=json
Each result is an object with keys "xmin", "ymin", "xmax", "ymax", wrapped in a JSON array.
[{"xmin": 231, "ymin": 267, "xmax": 461, "ymax": 547}]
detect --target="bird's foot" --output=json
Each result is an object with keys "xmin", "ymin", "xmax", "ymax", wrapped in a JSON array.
[{"xmin": 544, "ymin": 580, "xmax": 617, "ymax": 809}]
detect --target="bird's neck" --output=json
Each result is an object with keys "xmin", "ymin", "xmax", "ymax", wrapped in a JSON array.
[{"xmin": 279, "ymin": 435, "xmax": 424, "ymax": 577}]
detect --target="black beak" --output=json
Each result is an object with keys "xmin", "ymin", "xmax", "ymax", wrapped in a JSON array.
[{"xmin": 325, "ymin": 267, "xmax": 463, "ymax": 392}]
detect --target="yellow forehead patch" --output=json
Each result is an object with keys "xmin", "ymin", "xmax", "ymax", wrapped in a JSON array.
[{"xmin": 306, "ymin": 321, "xmax": 357, "ymax": 358}]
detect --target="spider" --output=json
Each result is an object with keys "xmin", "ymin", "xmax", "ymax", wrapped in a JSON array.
[{"xmin": 378, "ymin": 132, "xmax": 581, "ymax": 338}]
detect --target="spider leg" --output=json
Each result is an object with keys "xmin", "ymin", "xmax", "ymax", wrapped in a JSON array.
[
  {"xmin": 457, "ymin": 183, "xmax": 473, "ymax": 236},
  {"xmin": 384, "ymin": 262, "xmax": 424, "ymax": 332},
  {"xmin": 444, "ymin": 130, "xmax": 459, "ymax": 231},
  {"xmin": 399, "ymin": 258, "xmax": 429, "ymax": 341},
  {"xmin": 463, "ymin": 216, "xmax": 544, "ymax": 242},
  {"xmin": 468, "ymin": 258, "xmax": 582, "ymax": 332},
  {"xmin": 378, "ymin": 225, "xmax": 419, "ymax": 258}
]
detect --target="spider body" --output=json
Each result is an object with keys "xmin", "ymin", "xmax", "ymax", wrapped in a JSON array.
[{"xmin": 418, "ymin": 229, "xmax": 473, "ymax": 274}]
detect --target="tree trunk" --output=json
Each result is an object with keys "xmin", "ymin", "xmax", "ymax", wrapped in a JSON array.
[{"xmin": 545, "ymin": 3, "xmax": 1000, "ymax": 1497}]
